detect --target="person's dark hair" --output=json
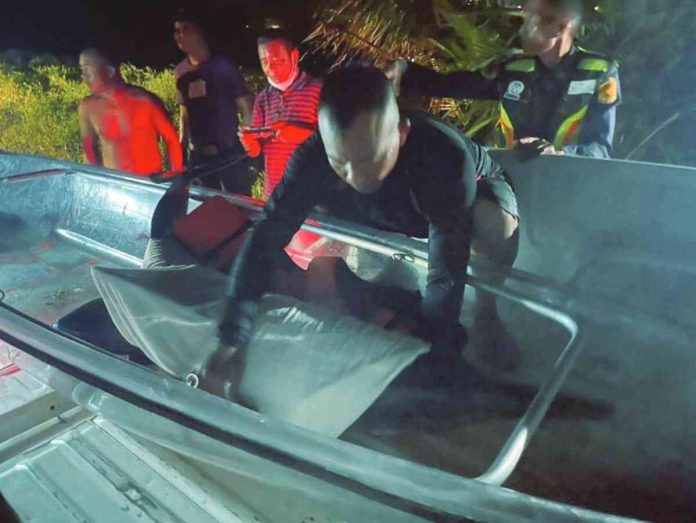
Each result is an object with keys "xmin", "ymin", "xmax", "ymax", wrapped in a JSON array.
[
  {"xmin": 173, "ymin": 7, "xmax": 210, "ymax": 37},
  {"xmin": 319, "ymin": 66, "xmax": 394, "ymax": 132},
  {"xmin": 257, "ymin": 29, "xmax": 295, "ymax": 50},
  {"xmin": 545, "ymin": 0, "xmax": 585, "ymax": 27}
]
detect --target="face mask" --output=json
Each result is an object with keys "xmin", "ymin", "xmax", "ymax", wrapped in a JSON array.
[{"xmin": 267, "ymin": 60, "xmax": 299, "ymax": 91}]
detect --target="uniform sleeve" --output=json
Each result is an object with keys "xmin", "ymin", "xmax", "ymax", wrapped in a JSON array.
[
  {"xmin": 219, "ymin": 135, "xmax": 326, "ymax": 348},
  {"xmin": 563, "ymin": 61, "xmax": 621, "ymax": 158},
  {"xmin": 401, "ymin": 62, "xmax": 499, "ymax": 100},
  {"xmin": 417, "ymin": 148, "xmax": 477, "ymax": 350}
]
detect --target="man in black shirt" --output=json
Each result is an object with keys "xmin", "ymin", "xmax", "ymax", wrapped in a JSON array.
[
  {"xmin": 173, "ymin": 8, "xmax": 255, "ymax": 194},
  {"xmin": 204, "ymin": 67, "xmax": 519, "ymax": 394}
]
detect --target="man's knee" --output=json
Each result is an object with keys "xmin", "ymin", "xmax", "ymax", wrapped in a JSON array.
[{"xmin": 472, "ymin": 198, "xmax": 518, "ymax": 244}]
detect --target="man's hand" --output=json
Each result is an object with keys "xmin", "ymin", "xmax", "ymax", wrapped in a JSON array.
[
  {"xmin": 238, "ymin": 126, "xmax": 262, "ymax": 157},
  {"xmin": 383, "ymin": 60, "xmax": 408, "ymax": 96},
  {"xmin": 270, "ymin": 122, "xmax": 315, "ymax": 145},
  {"xmin": 515, "ymin": 137, "xmax": 564, "ymax": 157},
  {"xmin": 197, "ymin": 344, "xmax": 243, "ymax": 401}
]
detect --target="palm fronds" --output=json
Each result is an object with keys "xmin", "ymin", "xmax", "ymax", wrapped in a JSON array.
[
  {"xmin": 306, "ymin": 0, "xmax": 437, "ymax": 68},
  {"xmin": 306, "ymin": 0, "xmax": 519, "ymax": 142}
]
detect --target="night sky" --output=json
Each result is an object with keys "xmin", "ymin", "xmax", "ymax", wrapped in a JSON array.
[{"xmin": 0, "ymin": 0, "xmax": 319, "ymax": 67}]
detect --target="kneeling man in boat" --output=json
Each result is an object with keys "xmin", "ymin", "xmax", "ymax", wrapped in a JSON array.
[
  {"xmin": 207, "ymin": 66, "xmax": 520, "ymax": 392},
  {"xmin": 78, "ymin": 48, "xmax": 183, "ymax": 177}
]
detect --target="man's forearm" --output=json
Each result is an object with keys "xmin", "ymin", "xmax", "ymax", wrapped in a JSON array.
[
  {"xmin": 166, "ymin": 138, "xmax": 184, "ymax": 172},
  {"xmin": 82, "ymin": 136, "xmax": 100, "ymax": 165},
  {"xmin": 178, "ymin": 107, "xmax": 190, "ymax": 150},
  {"xmin": 218, "ymin": 299, "xmax": 259, "ymax": 349},
  {"xmin": 220, "ymin": 217, "xmax": 294, "ymax": 349},
  {"xmin": 274, "ymin": 123, "xmax": 316, "ymax": 145},
  {"xmin": 179, "ymin": 127, "xmax": 189, "ymax": 149},
  {"xmin": 562, "ymin": 142, "xmax": 610, "ymax": 159},
  {"xmin": 220, "ymin": 136, "xmax": 320, "ymax": 349},
  {"xmin": 421, "ymin": 216, "xmax": 471, "ymax": 346}
]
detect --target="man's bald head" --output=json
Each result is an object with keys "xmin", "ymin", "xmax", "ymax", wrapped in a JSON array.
[
  {"xmin": 319, "ymin": 67, "xmax": 398, "ymax": 137},
  {"xmin": 319, "ymin": 67, "xmax": 410, "ymax": 194}
]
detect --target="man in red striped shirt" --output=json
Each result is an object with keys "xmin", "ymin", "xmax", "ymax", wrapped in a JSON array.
[{"xmin": 239, "ymin": 30, "xmax": 322, "ymax": 200}]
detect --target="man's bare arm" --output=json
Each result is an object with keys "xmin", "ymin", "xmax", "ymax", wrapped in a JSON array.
[
  {"xmin": 78, "ymin": 100, "xmax": 100, "ymax": 165},
  {"xmin": 235, "ymin": 95, "xmax": 254, "ymax": 126},
  {"xmin": 152, "ymin": 100, "xmax": 184, "ymax": 173},
  {"xmin": 179, "ymin": 105, "xmax": 190, "ymax": 152}
]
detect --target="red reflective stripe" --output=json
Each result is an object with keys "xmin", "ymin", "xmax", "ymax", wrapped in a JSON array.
[
  {"xmin": 0, "ymin": 364, "xmax": 20, "ymax": 377},
  {"xmin": 563, "ymin": 119, "xmax": 583, "ymax": 147}
]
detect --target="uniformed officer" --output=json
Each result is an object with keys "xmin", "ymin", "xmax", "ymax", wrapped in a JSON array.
[{"xmin": 387, "ymin": 0, "xmax": 621, "ymax": 158}]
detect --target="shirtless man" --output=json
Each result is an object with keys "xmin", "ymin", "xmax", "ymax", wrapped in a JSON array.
[{"xmin": 78, "ymin": 48, "xmax": 183, "ymax": 176}]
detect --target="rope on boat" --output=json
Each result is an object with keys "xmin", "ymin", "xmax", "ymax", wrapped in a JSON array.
[{"xmin": 0, "ymin": 289, "xmax": 5, "ymax": 302}]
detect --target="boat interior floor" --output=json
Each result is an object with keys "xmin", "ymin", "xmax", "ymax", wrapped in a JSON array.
[{"xmin": 3, "ymin": 223, "xmax": 695, "ymax": 521}]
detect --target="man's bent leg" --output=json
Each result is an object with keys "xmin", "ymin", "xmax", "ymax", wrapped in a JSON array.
[{"xmin": 471, "ymin": 197, "xmax": 520, "ymax": 370}]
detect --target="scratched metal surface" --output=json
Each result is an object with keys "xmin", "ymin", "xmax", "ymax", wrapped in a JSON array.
[{"xmin": 2, "ymin": 151, "xmax": 696, "ymax": 519}]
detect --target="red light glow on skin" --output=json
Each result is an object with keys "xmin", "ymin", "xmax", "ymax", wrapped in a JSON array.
[
  {"xmin": 78, "ymin": 52, "xmax": 183, "ymax": 176},
  {"xmin": 258, "ymin": 40, "xmax": 299, "ymax": 86}
]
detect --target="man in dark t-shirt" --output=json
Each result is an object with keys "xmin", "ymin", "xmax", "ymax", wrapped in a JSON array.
[
  {"xmin": 173, "ymin": 9, "xmax": 255, "ymax": 194},
  {"xmin": 200, "ymin": 67, "xmax": 520, "ymax": 396}
]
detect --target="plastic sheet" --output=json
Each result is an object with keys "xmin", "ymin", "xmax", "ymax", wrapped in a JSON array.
[{"xmin": 91, "ymin": 265, "xmax": 428, "ymax": 436}]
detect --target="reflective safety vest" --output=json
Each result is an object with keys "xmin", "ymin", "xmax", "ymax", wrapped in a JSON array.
[{"xmin": 495, "ymin": 51, "xmax": 611, "ymax": 149}]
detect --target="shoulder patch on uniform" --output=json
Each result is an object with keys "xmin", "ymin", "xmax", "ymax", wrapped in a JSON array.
[
  {"xmin": 597, "ymin": 77, "xmax": 618, "ymax": 104},
  {"xmin": 505, "ymin": 59, "xmax": 536, "ymax": 73},
  {"xmin": 578, "ymin": 58, "xmax": 609, "ymax": 72}
]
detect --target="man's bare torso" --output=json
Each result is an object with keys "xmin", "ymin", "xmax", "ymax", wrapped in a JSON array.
[{"xmin": 81, "ymin": 86, "xmax": 164, "ymax": 174}]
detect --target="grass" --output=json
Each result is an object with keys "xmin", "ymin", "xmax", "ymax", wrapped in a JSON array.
[
  {"xmin": 0, "ymin": 60, "xmax": 267, "ymax": 198},
  {"xmin": 0, "ymin": 62, "xmax": 182, "ymax": 163}
]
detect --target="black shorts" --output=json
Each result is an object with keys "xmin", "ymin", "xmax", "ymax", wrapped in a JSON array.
[{"xmin": 476, "ymin": 172, "xmax": 519, "ymax": 220}]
